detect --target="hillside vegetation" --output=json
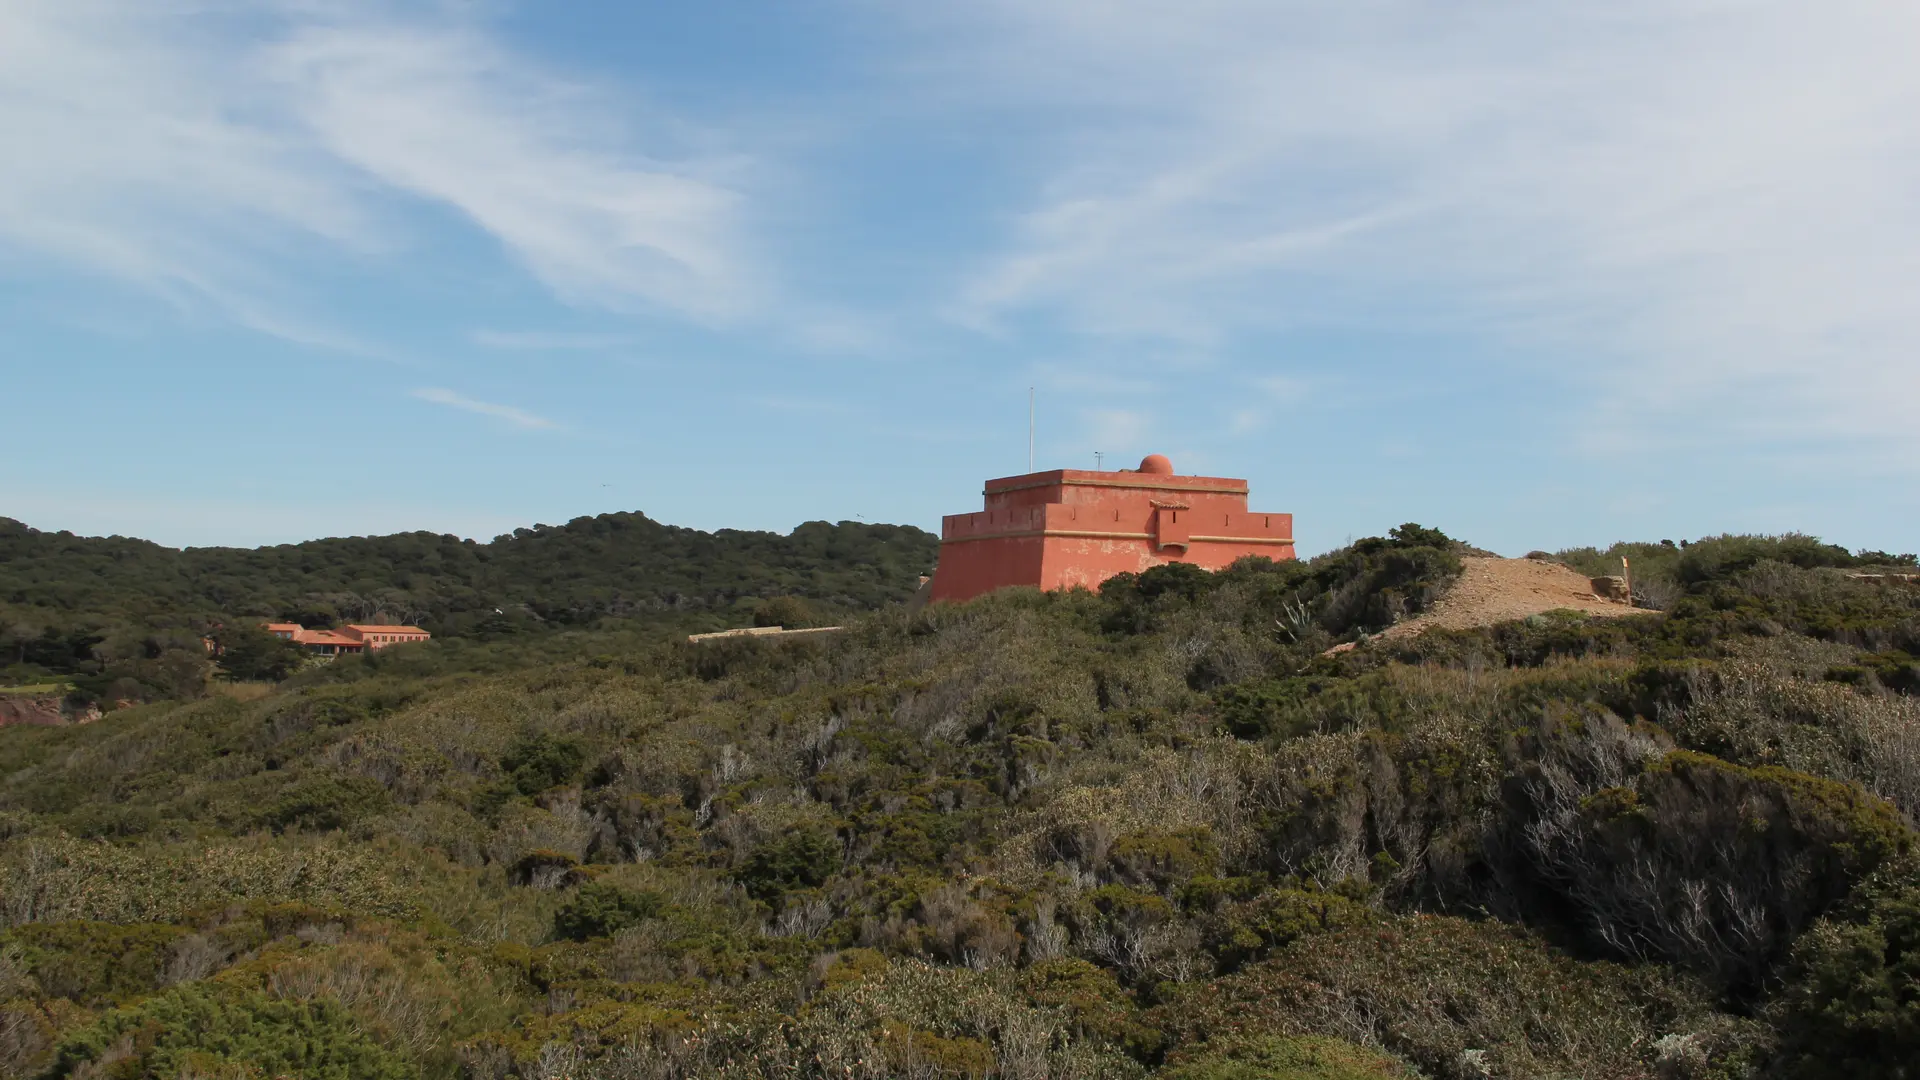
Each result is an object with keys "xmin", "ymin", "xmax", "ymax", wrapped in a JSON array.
[
  {"xmin": 0, "ymin": 514, "xmax": 937, "ymax": 703},
  {"xmin": 1, "ymin": 528, "xmax": 1918, "ymax": 1078}
]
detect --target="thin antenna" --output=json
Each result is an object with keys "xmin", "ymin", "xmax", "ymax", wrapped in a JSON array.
[
  {"xmin": 1095, "ymin": 451, "xmax": 1103, "ymax": 471},
  {"xmin": 1027, "ymin": 386, "xmax": 1035, "ymax": 473}
]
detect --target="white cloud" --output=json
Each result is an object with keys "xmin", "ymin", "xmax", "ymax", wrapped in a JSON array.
[
  {"xmin": 785, "ymin": 309, "xmax": 894, "ymax": 356},
  {"xmin": 916, "ymin": 1, "xmax": 1920, "ymax": 447},
  {"xmin": 1227, "ymin": 409, "xmax": 1265, "ymax": 436},
  {"xmin": 0, "ymin": 0, "xmax": 753, "ymax": 337},
  {"xmin": 752, "ymin": 396, "xmax": 851, "ymax": 415},
  {"xmin": 411, "ymin": 386, "xmax": 556, "ymax": 430},
  {"xmin": 1217, "ymin": 374, "xmax": 1308, "ymax": 438},
  {"xmin": 1251, "ymin": 375, "xmax": 1308, "ymax": 405},
  {"xmin": 267, "ymin": 18, "xmax": 752, "ymax": 319},
  {"xmin": 1082, "ymin": 407, "xmax": 1149, "ymax": 458},
  {"xmin": 1035, "ymin": 364, "xmax": 1161, "ymax": 397},
  {"xmin": 471, "ymin": 330, "xmax": 631, "ymax": 351}
]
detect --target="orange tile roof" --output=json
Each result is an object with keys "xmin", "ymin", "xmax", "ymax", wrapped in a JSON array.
[
  {"xmin": 263, "ymin": 623, "xmax": 302, "ymax": 632},
  {"xmin": 294, "ymin": 629, "xmax": 362, "ymax": 646},
  {"xmin": 343, "ymin": 624, "xmax": 429, "ymax": 635}
]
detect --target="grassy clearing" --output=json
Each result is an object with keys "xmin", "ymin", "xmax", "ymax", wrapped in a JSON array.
[
  {"xmin": 211, "ymin": 680, "xmax": 276, "ymax": 702},
  {"xmin": 0, "ymin": 681, "xmax": 72, "ymax": 695}
]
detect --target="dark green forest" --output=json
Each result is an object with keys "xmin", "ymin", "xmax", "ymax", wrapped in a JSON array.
[
  {"xmin": 2, "ymin": 526, "xmax": 1919, "ymax": 1078},
  {"xmin": 0, "ymin": 514, "xmax": 937, "ymax": 703}
]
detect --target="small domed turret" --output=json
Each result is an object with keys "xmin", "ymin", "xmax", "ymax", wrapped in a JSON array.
[{"xmin": 1138, "ymin": 454, "xmax": 1174, "ymax": 475}]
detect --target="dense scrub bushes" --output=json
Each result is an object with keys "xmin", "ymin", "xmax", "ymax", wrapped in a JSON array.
[
  {"xmin": 459, "ymin": 960, "xmax": 1147, "ymax": 1080},
  {"xmin": 1768, "ymin": 856, "xmax": 1920, "ymax": 1078},
  {"xmin": 553, "ymin": 883, "xmax": 667, "ymax": 941},
  {"xmin": 0, "ymin": 835, "xmax": 418, "ymax": 928},
  {"xmin": 0, "ymin": 528, "xmax": 1915, "ymax": 1076},
  {"xmin": 1157, "ymin": 914, "xmax": 1765, "ymax": 1080},
  {"xmin": 46, "ymin": 984, "xmax": 416, "ymax": 1079},
  {"xmin": 1099, "ymin": 522, "xmax": 1463, "ymax": 645},
  {"xmin": 1510, "ymin": 738, "xmax": 1909, "ymax": 988},
  {"xmin": 1160, "ymin": 1034, "xmax": 1413, "ymax": 1080},
  {"xmin": 1555, "ymin": 534, "xmax": 1916, "ymax": 612}
]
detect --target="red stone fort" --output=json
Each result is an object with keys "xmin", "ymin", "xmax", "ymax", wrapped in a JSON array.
[{"xmin": 929, "ymin": 454, "xmax": 1295, "ymax": 603}]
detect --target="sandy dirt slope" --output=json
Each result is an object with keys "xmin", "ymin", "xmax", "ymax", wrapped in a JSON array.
[{"xmin": 1375, "ymin": 556, "xmax": 1638, "ymax": 641}]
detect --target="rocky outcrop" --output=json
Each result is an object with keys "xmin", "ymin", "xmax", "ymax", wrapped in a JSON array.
[{"xmin": 0, "ymin": 695, "xmax": 98, "ymax": 727}]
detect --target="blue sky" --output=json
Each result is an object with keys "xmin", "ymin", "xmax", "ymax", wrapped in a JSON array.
[{"xmin": 3, "ymin": 0, "xmax": 1917, "ymax": 556}]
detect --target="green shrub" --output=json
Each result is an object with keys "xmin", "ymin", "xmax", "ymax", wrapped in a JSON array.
[
  {"xmin": 1020, "ymin": 957, "xmax": 1150, "ymax": 1048},
  {"xmin": 510, "ymin": 848, "xmax": 589, "ymax": 888},
  {"xmin": 753, "ymin": 595, "xmax": 821, "ymax": 629},
  {"xmin": 1210, "ymin": 674, "xmax": 1401, "ymax": 741},
  {"xmin": 0, "ymin": 834, "xmax": 419, "ymax": 927},
  {"xmin": 1521, "ymin": 749, "xmax": 1913, "ymax": 988},
  {"xmin": 780, "ymin": 960, "xmax": 1143, "ymax": 1080},
  {"xmin": 261, "ymin": 772, "xmax": 392, "ymax": 833},
  {"xmin": 1676, "ymin": 534, "xmax": 1863, "ymax": 587},
  {"xmin": 1200, "ymin": 886, "xmax": 1378, "ymax": 973},
  {"xmin": 1098, "ymin": 524, "xmax": 1460, "ymax": 641},
  {"xmin": 736, "ymin": 828, "xmax": 840, "ymax": 901},
  {"xmin": 878, "ymin": 1019, "xmax": 997, "ymax": 1076},
  {"xmin": 1156, "ymin": 915, "xmax": 1758, "ymax": 1080},
  {"xmin": 552, "ymin": 882, "xmax": 666, "ymax": 941},
  {"xmin": 1161, "ymin": 1034, "xmax": 1413, "ymax": 1080},
  {"xmin": 1311, "ymin": 526, "xmax": 1463, "ymax": 637},
  {"xmin": 1857, "ymin": 649, "xmax": 1920, "ymax": 694},
  {"xmin": 210, "ymin": 623, "xmax": 307, "ymax": 682},
  {"xmin": 500, "ymin": 732, "xmax": 586, "ymax": 796},
  {"xmin": 1, "ymin": 920, "xmax": 186, "ymax": 1006},
  {"xmin": 46, "ymin": 983, "xmax": 415, "ymax": 1079},
  {"xmin": 817, "ymin": 946, "xmax": 891, "ymax": 991},
  {"xmin": 1770, "ymin": 858, "xmax": 1920, "ymax": 1079},
  {"xmin": 1107, "ymin": 828, "xmax": 1220, "ymax": 890}
]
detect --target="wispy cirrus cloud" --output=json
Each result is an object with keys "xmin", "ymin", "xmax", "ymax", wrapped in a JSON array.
[
  {"xmin": 411, "ymin": 387, "xmax": 557, "ymax": 431},
  {"xmin": 471, "ymin": 330, "xmax": 632, "ymax": 351},
  {"xmin": 1082, "ymin": 407, "xmax": 1150, "ymax": 457},
  {"xmin": 909, "ymin": 1, "xmax": 1920, "ymax": 448},
  {"xmin": 267, "ymin": 16, "xmax": 753, "ymax": 319},
  {"xmin": 0, "ymin": 0, "xmax": 755, "ymax": 340}
]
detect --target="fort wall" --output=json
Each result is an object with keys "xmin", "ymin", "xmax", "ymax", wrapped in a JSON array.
[{"xmin": 929, "ymin": 454, "xmax": 1294, "ymax": 603}]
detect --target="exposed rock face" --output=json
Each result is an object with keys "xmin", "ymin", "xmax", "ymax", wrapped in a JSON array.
[
  {"xmin": 1591, "ymin": 575, "xmax": 1632, "ymax": 602},
  {"xmin": 0, "ymin": 695, "xmax": 98, "ymax": 727}
]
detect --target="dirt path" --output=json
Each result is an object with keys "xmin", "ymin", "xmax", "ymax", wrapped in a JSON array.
[{"xmin": 1375, "ymin": 557, "xmax": 1638, "ymax": 641}]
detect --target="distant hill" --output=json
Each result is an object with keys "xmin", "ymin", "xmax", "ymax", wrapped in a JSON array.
[{"xmin": 1, "ymin": 513, "xmax": 938, "ymax": 689}]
